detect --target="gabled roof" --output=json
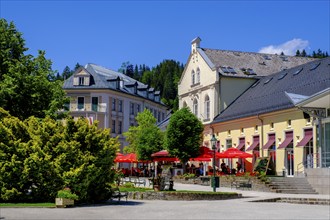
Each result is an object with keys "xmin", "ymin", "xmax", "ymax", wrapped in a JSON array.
[
  {"xmin": 63, "ymin": 63, "xmax": 165, "ymax": 105},
  {"xmin": 199, "ymin": 48, "xmax": 316, "ymax": 78},
  {"xmin": 212, "ymin": 57, "xmax": 330, "ymax": 124}
]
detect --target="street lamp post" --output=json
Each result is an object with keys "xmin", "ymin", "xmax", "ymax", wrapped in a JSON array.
[{"xmin": 210, "ymin": 134, "xmax": 218, "ymax": 192}]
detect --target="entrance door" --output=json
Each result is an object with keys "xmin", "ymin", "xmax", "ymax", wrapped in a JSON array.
[
  {"xmin": 286, "ymin": 149, "xmax": 294, "ymax": 176},
  {"xmin": 304, "ymin": 143, "xmax": 313, "ymax": 168}
]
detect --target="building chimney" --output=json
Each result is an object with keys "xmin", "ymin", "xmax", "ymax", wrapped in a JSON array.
[{"xmin": 191, "ymin": 37, "xmax": 201, "ymax": 54}]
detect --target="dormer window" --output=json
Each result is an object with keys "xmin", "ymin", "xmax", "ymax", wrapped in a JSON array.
[{"xmin": 73, "ymin": 69, "xmax": 91, "ymax": 86}]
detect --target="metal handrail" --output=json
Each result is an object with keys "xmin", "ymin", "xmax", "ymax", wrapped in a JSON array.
[
  {"xmin": 296, "ymin": 161, "xmax": 305, "ymax": 176},
  {"xmin": 296, "ymin": 153, "xmax": 319, "ymax": 176}
]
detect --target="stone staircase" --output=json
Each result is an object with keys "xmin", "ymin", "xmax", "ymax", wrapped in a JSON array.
[{"xmin": 267, "ymin": 177, "xmax": 318, "ymax": 194}]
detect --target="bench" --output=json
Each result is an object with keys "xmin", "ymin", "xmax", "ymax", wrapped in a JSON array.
[
  {"xmin": 132, "ymin": 178, "xmax": 146, "ymax": 187},
  {"xmin": 237, "ymin": 181, "xmax": 252, "ymax": 190},
  {"xmin": 231, "ymin": 179, "xmax": 252, "ymax": 190},
  {"xmin": 110, "ymin": 187, "xmax": 128, "ymax": 202},
  {"xmin": 200, "ymin": 176, "xmax": 210, "ymax": 186}
]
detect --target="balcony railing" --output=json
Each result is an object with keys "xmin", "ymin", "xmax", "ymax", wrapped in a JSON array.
[{"xmin": 60, "ymin": 103, "xmax": 107, "ymax": 113}]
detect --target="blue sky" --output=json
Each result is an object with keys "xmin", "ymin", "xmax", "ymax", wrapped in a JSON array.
[{"xmin": 1, "ymin": 0, "xmax": 329, "ymax": 73}]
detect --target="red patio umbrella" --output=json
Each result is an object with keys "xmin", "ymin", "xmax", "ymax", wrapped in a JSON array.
[
  {"xmin": 190, "ymin": 155, "xmax": 211, "ymax": 162},
  {"xmin": 115, "ymin": 153, "xmax": 138, "ymax": 163},
  {"xmin": 153, "ymin": 157, "xmax": 180, "ymax": 162},
  {"xmin": 151, "ymin": 150, "xmax": 170, "ymax": 157},
  {"xmin": 216, "ymin": 148, "xmax": 252, "ymax": 159},
  {"xmin": 114, "ymin": 153, "xmax": 124, "ymax": 162},
  {"xmin": 151, "ymin": 150, "xmax": 179, "ymax": 162},
  {"xmin": 190, "ymin": 146, "xmax": 214, "ymax": 161},
  {"xmin": 199, "ymin": 146, "xmax": 213, "ymax": 155}
]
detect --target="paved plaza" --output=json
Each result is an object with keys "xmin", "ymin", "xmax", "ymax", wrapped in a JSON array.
[{"xmin": 1, "ymin": 183, "xmax": 329, "ymax": 220}]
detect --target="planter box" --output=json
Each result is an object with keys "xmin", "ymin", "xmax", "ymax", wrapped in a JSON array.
[{"xmin": 55, "ymin": 198, "xmax": 74, "ymax": 208}]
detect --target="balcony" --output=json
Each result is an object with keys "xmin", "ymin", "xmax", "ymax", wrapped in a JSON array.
[{"xmin": 68, "ymin": 103, "xmax": 107, "ymax": 113}]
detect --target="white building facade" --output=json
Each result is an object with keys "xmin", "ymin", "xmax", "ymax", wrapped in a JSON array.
[{"xmin": 63, "ymin": 64, "xmax": 168, "ymax": 151}]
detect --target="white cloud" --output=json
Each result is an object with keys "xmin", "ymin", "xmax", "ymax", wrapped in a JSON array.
[{"xmin": 258, "ymin": 39, "xmax": 309, "ymax": 56}]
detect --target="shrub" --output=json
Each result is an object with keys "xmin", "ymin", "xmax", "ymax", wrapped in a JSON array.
[{"xmin": 57, "ymin": 189, "xmax": 79, "ymax": 200}]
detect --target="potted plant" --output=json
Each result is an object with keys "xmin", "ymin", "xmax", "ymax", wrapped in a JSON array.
[{"xmin": 55, "ymin": 188, "xmax": 79, "ymax": 208}]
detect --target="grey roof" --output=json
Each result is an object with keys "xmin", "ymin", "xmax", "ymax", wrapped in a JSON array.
[
  {"xmin": 63, "ymin": 63, "xmax": 165, "ymax": 105},
  {"xmin": 199, "ymin": 48, "xmax": 316, "ymax": 78},
  {"xmin": 157, "ymin": 111, "xmax": 172, "ymax": 131},
  {"xmin": 212, "ymin": 57, "xmax": 330, "ymax": 124}
]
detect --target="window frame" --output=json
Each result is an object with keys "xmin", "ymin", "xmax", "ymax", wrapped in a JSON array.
[
  {"xmin": 193, "ymin": 98, "xmax": 198, "ymax": 117},
  {"xmin": 204, "ymin": 95, "xmax": 210, "ymax": 120},
  {"xmin": 92, "ymin": 97, "xmax": 98, "ymax": 112},
  {"xmin": 77, "ymin": 97, "xmax": 85, "ymax": 110},
  {"xmin": 79, "ymin": 77, "xmax": 84, "ymax": 85}
]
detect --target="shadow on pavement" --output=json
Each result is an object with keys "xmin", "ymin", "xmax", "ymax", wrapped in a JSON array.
[{"xmin": 76, "ymin": 200, "xmax": 144, "ymax": 207}]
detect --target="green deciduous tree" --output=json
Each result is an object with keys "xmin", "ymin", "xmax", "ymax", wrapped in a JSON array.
[
  {"xmin": 0, "ymin": 19, "xmax": 66, "ymax": 120},
  {"xmin": 164, "ymin": 107, "xmax": 203, "ymax": 171},
  {"xmin": 124, "ymin": 109, "xmax": 163, "ymax": 161}
]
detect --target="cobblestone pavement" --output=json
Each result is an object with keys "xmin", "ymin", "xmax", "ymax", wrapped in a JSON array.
[{"xmin": 1, "ymin": 182, "xmax": 329, "ymax": 220}]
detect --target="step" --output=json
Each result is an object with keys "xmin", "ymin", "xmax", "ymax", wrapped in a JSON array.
[
  {"xmin": 270, "ymin": 186, "xmax": 312, "ymax": 190},
  {"xmin": 275, "ymin": 189, "xmax": 318, "ymax": 194}
]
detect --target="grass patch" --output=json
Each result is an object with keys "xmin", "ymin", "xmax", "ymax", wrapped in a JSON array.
[
  {"xmin": 118, "ymin": 186, "xmax": 152, "ymax": 192},
  {"xmin": 0, "ymin": 203, "xmax": 55, "ymax": 208}
]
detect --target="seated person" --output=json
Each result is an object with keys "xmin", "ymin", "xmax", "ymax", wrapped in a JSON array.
[
  {"xmin": 221, "ymin": 160, "xmax": 226, "ymax": 173},
  {"xmin": 236, "ymin": 161, "xmax": 242, "ymax": 172}
]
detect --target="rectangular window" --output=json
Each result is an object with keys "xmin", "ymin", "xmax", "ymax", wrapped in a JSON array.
[
  {"xmin": 118, "ymin": 121, "xmax": 122, "ymax": 134},
  {"xmin": 158, "ymin": 112, "xmax": 161, "ymax": 122},
  {"xmin": 112, "ymin": 98, "xmax": 116, "ymax": 111},
  {"xmin": 206, "ymin": 100, "xmax": 210, "ymax": 119},
  {"xmin": 118, "ymin": 100, "xmax": 123, "ymax": 112},
  {"xmin": 136, "ymin": 104, "xmax": 140, "ymax": 114},
  {"xmin": 162, "ymin": 112, "xmax": 165, "ymax": 121},
  {"xmin": 92, "ymin": 97, "xmax": 98, "ymax": 112},
  {"xmin": 78, "ymin": 97, "xmax": 84, "ymax": 110},
  {"xmin": 79, "ymin": 77, "xmax": 84, "ymax": 85},
  {"xmin": 288, "ymin": 119, "xmax": 292, "ymax": 127},
  {"xmin": 226, "ymin": 139, "xmax": 232, "ymax": 150},
  {"xmin": 130, "ymin": 103, "xmax": 134, "ymax": 115},
  {"xmin": 112, "ymin": 120, "xmax": 116, "ymax": 134}
]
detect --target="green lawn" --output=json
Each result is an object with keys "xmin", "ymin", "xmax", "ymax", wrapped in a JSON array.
[
  {"xmin": 119, "ymin": 186, "xmax": 153, "ymax": 192},
  {"xmin": 0, "ymin": 203, "xmax": 55, "ymax": 208}
]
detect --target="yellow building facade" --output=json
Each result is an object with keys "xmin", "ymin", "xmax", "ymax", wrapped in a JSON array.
[{"xmin": 204, "ymin": 108, "xmax": 316, "ymax": 176}]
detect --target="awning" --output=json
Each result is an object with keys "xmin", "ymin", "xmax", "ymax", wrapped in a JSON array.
[
  {"xmin": 278, "ymin": 132, "xmax": 293, "ymax": 149},
  {"xmin": 262, "ymin": 134, "xmax": 276, "ymax": 150},
  {"xmin": 237, "ymin": 138, "xmax": 245, "ymax": 150},
  {"xmin": 297, "ymin": 129, "xmax": 313, "ymax": 147},
  {"xmin": 246, "ymin": 136, "xmax": 259, "ymax": 151}
]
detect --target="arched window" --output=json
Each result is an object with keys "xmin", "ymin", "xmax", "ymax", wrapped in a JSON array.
[
  {"xmin": 183, "ymin": 101, "xmax": 187, "ymax": 108},
  {"xmin": 193, "ymin": 98, "xmax": 198, "ymax": 116},
  {"xmin": 191, "ymin": 70, "xmax": 195, "ymax": 85},
  {"xmin": 196, "ymin": 68, "xmax": 200, "ymax": 83},
  {"xmin": 204, "ymin": 95, "xmax": 210, "ymax": 120}
]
